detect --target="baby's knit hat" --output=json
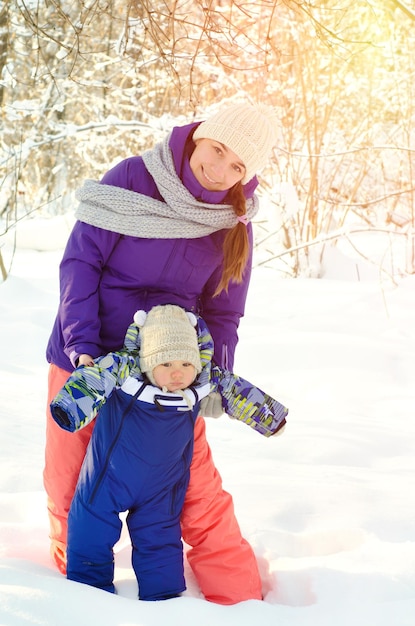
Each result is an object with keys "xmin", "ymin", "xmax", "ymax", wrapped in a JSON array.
[
  {"xmin": 134, "ymin": 304, "xmax": 202, "ymax": 386},
  {"xmin": 193, "ymin": 102, "xmax": 279, "ymax": 183}
]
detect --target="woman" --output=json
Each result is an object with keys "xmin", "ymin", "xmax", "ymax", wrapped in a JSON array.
[{"xmin": 44, "ymin": 101, "xmax": 279, "ymax": 604}]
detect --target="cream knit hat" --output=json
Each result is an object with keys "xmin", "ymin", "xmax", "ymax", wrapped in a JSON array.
[
  {"xmin": 135, "ymin": 305, "xmax": 202, "ymax": 386},
  {"xmin": 193, "ymin": 102, "xmax": 279, "ymax": 183}
]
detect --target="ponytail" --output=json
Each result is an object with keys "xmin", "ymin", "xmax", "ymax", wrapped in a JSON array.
[{"xmin": 214, "ymin": 182, "xmax": 250, "ymax": 296}]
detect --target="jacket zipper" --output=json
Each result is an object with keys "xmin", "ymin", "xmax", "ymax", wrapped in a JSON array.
[
  {"xmin": 88, "ymin": 391, "xmax": 139, "ymax": 505},
  {"xmin": 170, "ymin": 413, "xmax": 194, "ymax": 516},
  {"xmin": 221, "ymin": 343, "xmax": 229, "ymax": 369}
]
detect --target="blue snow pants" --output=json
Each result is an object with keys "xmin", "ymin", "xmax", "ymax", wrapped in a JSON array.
[{"xmin": 67, "ymin": 387, "xmax": 197, "ymax": 600}]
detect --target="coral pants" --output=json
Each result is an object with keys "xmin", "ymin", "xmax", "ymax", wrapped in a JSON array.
[{"xmin": 44, "ymin": 364, "xmax": 262, "ymax": 604}]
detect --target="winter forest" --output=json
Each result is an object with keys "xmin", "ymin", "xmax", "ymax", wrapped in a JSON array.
[
  {"xmin": 1, "ymin": 0, "xmax": 415, "ymax": 280},
  {"xmin": 1, "ymin": 2, "xmax": 415, "ymax": 625}
]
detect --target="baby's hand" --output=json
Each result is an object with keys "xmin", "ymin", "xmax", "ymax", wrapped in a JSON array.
[{"xmin": 271, "ymin": 425, "xmax": 286, "ymax": 437}]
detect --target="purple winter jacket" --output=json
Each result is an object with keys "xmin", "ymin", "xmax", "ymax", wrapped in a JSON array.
[{"xmin": 46, "ymin": 122, "xmax": 259, "ymax": 373}]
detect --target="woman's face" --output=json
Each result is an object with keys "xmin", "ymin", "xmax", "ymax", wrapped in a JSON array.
[{"xmin": 189, "ymin": 138, "xmax": 246, "ymax": 191}]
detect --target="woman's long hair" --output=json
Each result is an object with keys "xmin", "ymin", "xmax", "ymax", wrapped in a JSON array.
[{"xmin": 214, "ymin": 182, "xmax": 250, "ymax": 296}]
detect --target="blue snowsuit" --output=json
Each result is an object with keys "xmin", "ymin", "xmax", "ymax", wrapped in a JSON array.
[
  {"xmin": 67, "ymin": 381, "xmax": 201, "ymax": 600},
  {"xmin": 51, "ymin": 314, "xmax": 288, "ymax": 600}
]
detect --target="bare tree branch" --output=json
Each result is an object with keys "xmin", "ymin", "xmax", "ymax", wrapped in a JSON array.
[{"xmin": 389, "ymin": 0, "xmax": 415, "ymax": 20}]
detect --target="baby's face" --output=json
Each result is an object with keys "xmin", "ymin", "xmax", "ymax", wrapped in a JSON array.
[{"xmin": 152, "ymin": 360, "xmax": 196, "ymax": 392}]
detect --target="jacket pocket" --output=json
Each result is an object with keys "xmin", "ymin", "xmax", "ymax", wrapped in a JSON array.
[{"xmin": 151, "ymin": 238, "xmax": 222, "ymax": 297}]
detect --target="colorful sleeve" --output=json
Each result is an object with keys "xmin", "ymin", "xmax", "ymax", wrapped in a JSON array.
[
  {"xmin": 211, "ymin": 365, "xmax": 288, "ymax": 437},
  {"xmin": 50, "ymin": 352, "xmax": 136, "ymax": 432}
]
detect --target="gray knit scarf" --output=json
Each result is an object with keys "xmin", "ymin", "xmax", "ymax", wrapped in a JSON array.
[{"xmin": 75, "ymin": 133, "xmax": 259, "ymax": 239}]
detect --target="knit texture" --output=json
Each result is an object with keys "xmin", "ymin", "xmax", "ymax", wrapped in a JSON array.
[
  {"xmin": 193, "ymin": 102, "xmax": 279, "ymax": 183},
  {"xmin": 139, "ymin": 305, "xmax": 202, "ymax": 384},
  {"xmin": 74, "ymin": 133, "xmax": 259, "ymax": 238}
]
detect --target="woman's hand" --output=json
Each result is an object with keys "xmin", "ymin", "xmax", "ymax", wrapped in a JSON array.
[
  {"xmin": 199, "ymin": 392, "xmax": 223, "ymax": 418},
  {"xmin": 78, "ymin": 354, "xmax": 94, "ymax": 367}
]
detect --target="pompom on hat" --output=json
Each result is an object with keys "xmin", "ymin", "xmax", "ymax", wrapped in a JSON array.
[
  {"xmin": 134, "ymin": 305, "xmax": 202, "ymax": 386},
  {"xmin": 193, "ymin": 102, "xmax": 279, "ymax": 184}
]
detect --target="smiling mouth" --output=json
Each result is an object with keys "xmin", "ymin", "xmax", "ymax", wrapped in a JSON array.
[{"xmin": 202, "ymin": 168, "xmax": 219, "ymax": 185}]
